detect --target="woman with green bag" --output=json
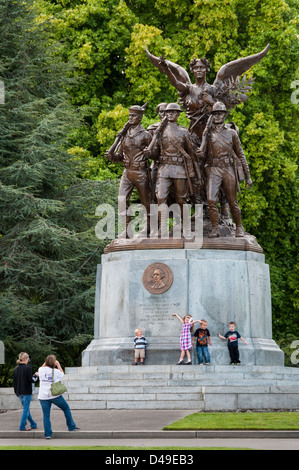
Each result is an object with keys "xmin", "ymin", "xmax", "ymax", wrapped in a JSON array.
[{"xmin": 38, "ymin": 355, "xmax": 79, "ymax": 439}]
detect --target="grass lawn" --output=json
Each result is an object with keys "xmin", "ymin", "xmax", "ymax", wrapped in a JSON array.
[{"xmin": 163, "ymin": 411, "xmax": 299, "ymax": 430}]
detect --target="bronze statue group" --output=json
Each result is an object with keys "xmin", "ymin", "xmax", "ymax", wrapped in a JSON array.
[{"xmin": 106, "ymin": 45, "xmax": 270, "ymax": 240}]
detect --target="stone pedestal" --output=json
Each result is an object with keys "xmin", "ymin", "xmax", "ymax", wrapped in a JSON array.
[
  {"xmin": 0, "ymin": 341, "xmax": 4, "ymax": 364},
  {"xmin": 82, "ymin": 249, "xmax": 283, "ymax": 366}
]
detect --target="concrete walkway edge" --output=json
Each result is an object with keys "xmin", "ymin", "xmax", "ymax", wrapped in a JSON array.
[{"xmin": 1, "ymin": 430, "xmax": 299, "ymax": 439}]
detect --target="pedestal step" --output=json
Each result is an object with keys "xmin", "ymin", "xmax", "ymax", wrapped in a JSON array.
[
  {"xmin": 2, "ymin": 365, "xmax": 298, "ymax": 411},
  {"xmin": 57, "ymin": 364, "xmax": 299, "ymax": 410},
  {"xmin": 0, "ymin": 365, "xmax": 299, "ymax": 411}
]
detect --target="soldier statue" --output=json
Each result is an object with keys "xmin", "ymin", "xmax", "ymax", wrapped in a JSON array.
[
  {"xmin": 199, "ymin": 102, "xmax": 252, "ymax": 238},
  {"xmin": 105, "ymin": 104, "xmax": 153, "ymax": 238},
  {"xmin": 145, "ymin": 103, "xmax": 199, "ymax": 232}
]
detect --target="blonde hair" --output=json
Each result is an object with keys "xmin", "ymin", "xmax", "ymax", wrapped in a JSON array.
[
  {"xmin": 134, "ymin": 328, "xmax": 142, "ymax": 335},
  {"xmin": 183, "ymin": 315, "xmax": 195, "ymax": 333},
  {"xmin": 45, "ymin": 355, "xmax": 57, "ymax": 369},
  {"xmin": 17, "ymin": 352, "xmax": 29, "ymax": 364}
]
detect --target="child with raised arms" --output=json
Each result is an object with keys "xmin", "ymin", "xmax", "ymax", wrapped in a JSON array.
[{"xmin": 172, "ymin": 313, "xmax": 200, "ymax": 365}]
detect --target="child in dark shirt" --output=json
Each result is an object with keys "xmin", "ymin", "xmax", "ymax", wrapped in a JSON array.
[
  {"xmin": 193, "ymin": 320, "xmax": 212, "ymax": 365},
  {"xmin": 218, "ymin": 321, "xmax": 247, "ymax": 365}
]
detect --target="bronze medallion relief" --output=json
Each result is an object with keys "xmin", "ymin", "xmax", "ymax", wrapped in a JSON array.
[{"xmin": 142, "ymin": 262, "xmax": 173, "ymax": 295}]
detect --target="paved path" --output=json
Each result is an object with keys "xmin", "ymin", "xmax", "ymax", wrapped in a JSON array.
[
  {"xmin": 1, "ymin": 409, "xmax": 299, "ymax": 450},
  {"xmin": 0, "ymin": 409, "xmax": 196, "ymax": 432}
]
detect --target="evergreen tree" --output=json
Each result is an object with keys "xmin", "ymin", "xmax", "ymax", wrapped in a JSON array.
[{"xmin": 0, "ymin": 0, "xmax": 118, "ymax": 384}]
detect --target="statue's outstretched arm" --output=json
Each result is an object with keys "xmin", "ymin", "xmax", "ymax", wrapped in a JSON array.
[{"xmin": 145, "ymin": 46, "xmax": 191, "ymax": 95}]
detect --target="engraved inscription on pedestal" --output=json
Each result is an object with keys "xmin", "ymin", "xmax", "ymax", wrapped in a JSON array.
[
  {"xmin": 139, "ymin": 296, "xmax": 172, "ymax": 327},
  {"xmin": 142, "ymin": 262, "xmax": 173, "ymax": 295}
]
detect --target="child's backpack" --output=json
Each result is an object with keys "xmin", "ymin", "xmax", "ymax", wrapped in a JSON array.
[{"xmin": 197, "ymin": 330, "xmax": 208, "ymax": 346}]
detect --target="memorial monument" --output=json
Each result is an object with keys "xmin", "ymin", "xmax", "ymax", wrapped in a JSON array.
[{"xmin": 82, "ymin": 44, "xmax": 284, "ymax": 367}]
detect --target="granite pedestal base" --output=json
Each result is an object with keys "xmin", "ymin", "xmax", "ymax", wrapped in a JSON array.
[
  {"xmin": 0, "ymin": 341, "xmax": 4, "ymax": 364},
  {"xmin": 82, "ymin": 249, "xmax": 283, "ymax": 367}
]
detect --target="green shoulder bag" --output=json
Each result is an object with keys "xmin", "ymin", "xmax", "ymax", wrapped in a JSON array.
[{"xmin": 51, "ymin": 368, "xmax": 67, "ymax": 396}]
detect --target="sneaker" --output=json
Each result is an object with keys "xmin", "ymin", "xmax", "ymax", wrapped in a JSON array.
[
  {"xmin": 132, "ymin": 362, "xmax": 138, "ymax": 365},
  {"xmin": 177, "ymin": 360, "xmax": 184, "ymax": 365},
  {"xmin": 186, "ymin": 361, "xmax": 192, "ymax": 365}
]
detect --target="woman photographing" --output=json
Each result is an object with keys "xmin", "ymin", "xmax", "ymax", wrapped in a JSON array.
[{"xmin": 38, "ymin": 355, "xmax": 79, "ymax": 439}]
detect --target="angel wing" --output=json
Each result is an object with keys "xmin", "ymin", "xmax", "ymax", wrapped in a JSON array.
[
  {"xmin": 145, "ymin": 46, "xmax": 191, "ymax": 88},
  {"xmin": 214, "ymin": 44, "xmax": 270, "ymax": 86}
]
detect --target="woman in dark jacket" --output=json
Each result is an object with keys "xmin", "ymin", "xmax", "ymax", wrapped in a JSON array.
[{"xmin": 13, "ymin": 352, "xmax": 38, "ymax": 431}]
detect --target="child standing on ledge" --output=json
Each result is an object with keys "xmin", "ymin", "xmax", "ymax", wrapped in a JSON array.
[
  {"xmin": 193, "ymin": 319, "xmax": 212, "ymax": 365},
  {"xmin": 172, "ymin": 313, "xmax": 200, "ymax": 365},
  {"xmin": 132, "ymin": 328, "xmax": 147, "ymax": 365},
  {"xmin": 218, "ymin": 321, "xmax": 247, "ymax": 365}
]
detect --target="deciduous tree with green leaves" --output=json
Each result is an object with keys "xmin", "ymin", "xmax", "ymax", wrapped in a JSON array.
[{"xmin": 34, "ymin": 0, "xmax": 298, "ymax": 350}]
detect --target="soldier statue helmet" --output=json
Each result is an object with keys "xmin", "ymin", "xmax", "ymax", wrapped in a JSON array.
[
  {"xmin": 165, "ymin": 103, "xmax": 183, "ymax": 113},
  {"xmin": 210, "ymin": 101, "xmax": 229, "ymax": 114},
  {"xmin": 128, "ymin": 104, "xmax": 145, "ymax": 114}
]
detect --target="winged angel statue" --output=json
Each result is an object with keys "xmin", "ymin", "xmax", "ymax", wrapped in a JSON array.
[{"xmin": 145, "ymin": 45, "xmax": 270, "ymax": 139}]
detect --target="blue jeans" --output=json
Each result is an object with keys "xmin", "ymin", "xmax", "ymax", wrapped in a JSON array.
[
  {"xmin": 196, "ymin": 345, "xmax": 211, "ymax": 364},
  {"xmin": 18, "ymin": 395, "xmax": 37, "ymax": 431},
  {"xmin": 39, "ymin": 396, "xmax": 77, "ymax": 438}
]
